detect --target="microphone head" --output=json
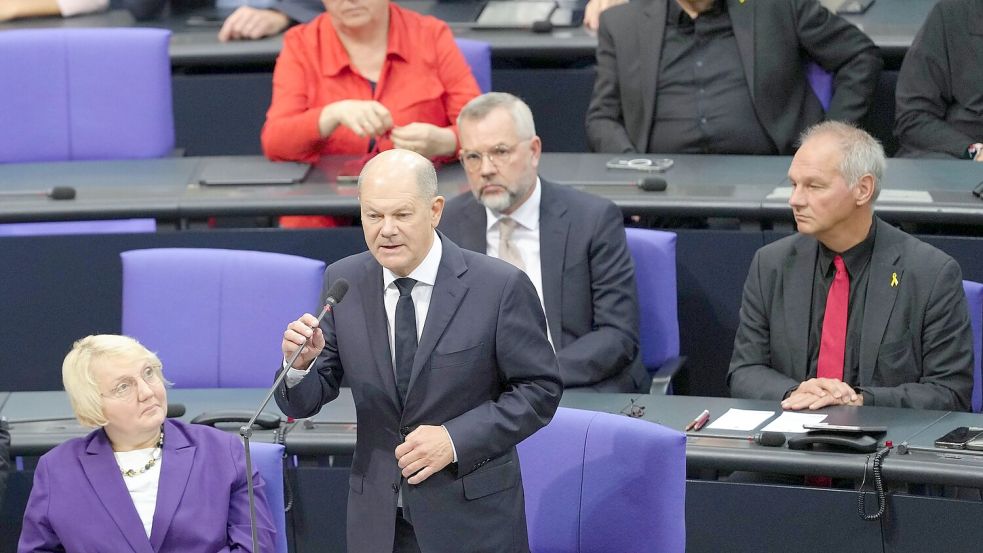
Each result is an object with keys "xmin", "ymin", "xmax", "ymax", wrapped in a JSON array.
[
  {"xmin": 49, "ymin": 186, "xmax": 77, "ymax": 200},
  {"xmin": 531, "ymin": 19, "xmax": 553, "ymax": 33},
  {"xmin": 755, "ymin": 431, "xmax": 787, "ymax": 447},
  {"xmin": 166, "ymin": 403, "xmax": 186, "ymax": 418},
  {"xmin": 637, "ymin": 176, "xmax": 668, "ymax": 192},
  {"xmin": 325, "ymin": 278, "xmax": 350, "ymax": 305}
]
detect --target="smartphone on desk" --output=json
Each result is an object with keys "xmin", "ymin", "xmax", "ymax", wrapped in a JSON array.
[{"xmin": 934, "ymin": 426, "xmax": 983, "ymax": 449}]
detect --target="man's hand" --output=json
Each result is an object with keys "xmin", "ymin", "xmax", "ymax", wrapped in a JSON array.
[
  {"xmin": 782, "ymin": 378, "xmax": 863, "ymax": 410},
  {"xmin": 582, "ymin": 0, "xmax": 628, "ymax": 32},
  {"xmin": 218, "ymin": 7, "xmax": 290, "ymax": 42},
  {"xmin": 395, "ymin": 425, "xmax": 454, "ymax": 485},
  {"xmin": 391, "ymin": 123, "xmax": 458, "ymax": 159},
  {"xmin": 319, "ymin": 100, "xmax": 394, "ymax": 139},
  {"xmin": 282, "ymin": 313, "xmax": 324, "ymax": 368}
]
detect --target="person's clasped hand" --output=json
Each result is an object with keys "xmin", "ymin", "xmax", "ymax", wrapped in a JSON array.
[{"xmin": 781, "ymin": 378, "xmax": 863, "ymax": 410}]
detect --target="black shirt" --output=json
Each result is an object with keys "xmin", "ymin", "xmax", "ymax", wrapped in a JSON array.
[
  {"xmin": 648, "ymin": 0, "xmax": 776, "ymax": 154},
  {"xmin": 805, "ymin": 220, "xmax": 878, "ymax": 388}
]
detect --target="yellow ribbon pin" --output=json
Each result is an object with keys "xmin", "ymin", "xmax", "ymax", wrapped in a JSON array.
[{"xmin": 891, "ymin": 272, "xmax": 899, "ymax": 287}]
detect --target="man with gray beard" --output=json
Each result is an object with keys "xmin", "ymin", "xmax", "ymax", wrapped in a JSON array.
[{"xmin": 439, "ymin": 92, "xmax": 649, "ymax": 393}]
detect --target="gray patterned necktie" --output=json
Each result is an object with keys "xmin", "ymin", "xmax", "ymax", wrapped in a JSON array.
[{"xmin": 498, "ymin": 217, "xmax": 525, "ymax": 271}]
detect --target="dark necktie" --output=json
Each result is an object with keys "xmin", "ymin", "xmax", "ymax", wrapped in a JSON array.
[
  {"xmin": 394, "ymin": 278, "xmax": 418, "ymax": 403},
  {"xmin": 817, "ymin": 255, "xmax": 849, "ymax": 381}
]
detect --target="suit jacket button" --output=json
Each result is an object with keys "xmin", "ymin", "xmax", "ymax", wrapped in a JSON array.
[
  {"xmin": 400, "ymin": 426, "xmax": 410, "ymax": 437},
  {"xmin": 392, "ymin": 483, "xmax": 399, "ymax": 493}
]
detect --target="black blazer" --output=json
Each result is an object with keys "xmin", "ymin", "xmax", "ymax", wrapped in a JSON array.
[
  {"xmin": 439, "ymin": 180, "xmax": 648, "ymax": 393},
  {"xmin": 728, "ymin": 218, "xmax": 973, "ymax": 410},
  {"xmin": 586, "ymin": 0, "xmax": 882, "ymax": 155},
  {"xmin": 276, "ymin": 234, "xmax": 561, "ymax": 553}
]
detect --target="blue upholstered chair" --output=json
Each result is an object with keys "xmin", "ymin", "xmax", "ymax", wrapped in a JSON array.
[
  {"xmin": 624, "ymin": 228, "xmax": 684, "ymax": 394},
  {"xmin": 455, "ymin": 38, "xmax": 493, "ymax": 93},
  {"xmin": 518, "ymin": 407, "xmax": 686, "ymax": 553},
  {"xmin": 805, "ymin": 61, "xmax": 833, "ymax": 112},
  {"xmin": 248, "ymin": 441, "xmax": 288, "ymax": 553},
  {"xmin": 0, "ymin": 28, "xmax": 174, "ymax": 163},
  {"xmin": 121, "ymin": 248, "xmax": 325, "ymax": 388},
  {"xmin": 963, "ymin": 280, "xmax": 983, "ymax": 413}
]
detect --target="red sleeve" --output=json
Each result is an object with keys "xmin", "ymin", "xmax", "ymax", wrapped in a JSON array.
[
  {"xmin": 430, "ymin": 21, "xmax": 481, "ymax": 157},
  {"xmin": 261, "ymin": 26, "xmax": 326, "ymax": 163}
]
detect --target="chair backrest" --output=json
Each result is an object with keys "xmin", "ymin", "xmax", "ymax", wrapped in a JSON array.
[
  {"xmin": 624, "ymin": 228, "xmax": 680, "ymax": 373},
  {"xmin": 518, "ymin": 407, "xmax": 686, "ymax": 553},
  {"xmin": 0, "ymin": 219, "xmax": 156, "ymax": 237},
  {"xmin": 963, "ymin": 280, "xmax": 983, "ymax": 413},
  {"xmin": 248, "ymin": 441, "xmax": 288, "ymax": 553},
  {"xmin": 121, "ymin": 248, "xmax": 325, "ymax": 387},
  {"xmin": 454, "ymin": 38, "xmax": 492, "ymax": 93},
  {"xmin": 805, "ymin": 61, "xmax": 833, "ymax": 112},
  {"xmin": 0, "ymin": 28, "xmax": 174, "ymax": 163}
]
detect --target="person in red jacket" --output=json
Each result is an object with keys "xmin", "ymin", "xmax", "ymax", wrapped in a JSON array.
[{"xmin": 262, "ymin": 0, "xmax": 480, "ymax": 228}]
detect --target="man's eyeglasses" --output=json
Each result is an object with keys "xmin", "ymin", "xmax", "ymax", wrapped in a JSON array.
[
  {"xmin": 459, "ymin": 139, "xmax": 530, "ymax": 172},
  {"xmin": 101, "ymin": 365, "xmax": 161, "ymax": 400}
]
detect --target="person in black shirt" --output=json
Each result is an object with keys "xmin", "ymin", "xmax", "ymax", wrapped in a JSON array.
[
  {"xmin": 586, "ymin": 0, "xmax": 882, "ymax": 155},
  {"xmin": 729, "ymin": 122, "xmax": 973, "ymax": 411}
]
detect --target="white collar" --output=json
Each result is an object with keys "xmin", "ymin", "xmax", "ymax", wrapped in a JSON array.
[
  {"xmin": 485, "ymin": 177, "xmax": 541, "ymax": 232},
  {"xmin": 382, "ymin": 230, "xmax": 443, "ymax": 289}
]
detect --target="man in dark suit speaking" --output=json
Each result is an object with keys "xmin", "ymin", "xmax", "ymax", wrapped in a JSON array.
[
  {"xmin": 439, "ymin": 92, "xmax": 649, "ymax": 393},
  {"xmin": 729, "ymin": 122, "xmax": 973, "ymax": 411},
  {"xmin": 276, "ymin": 149, "xmax": 562, "ymax": 553}
]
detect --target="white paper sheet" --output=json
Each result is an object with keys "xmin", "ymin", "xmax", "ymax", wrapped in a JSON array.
[
  {"xmin": 704, "ymin": 408, "xmax": 776, "ymax": 432},
  {"xmin": 760, "ymin": 412, "xmax": 828, "ymax": 433}
]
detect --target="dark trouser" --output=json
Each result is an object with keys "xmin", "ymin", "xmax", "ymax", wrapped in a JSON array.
[{"xmin": 393, "ymin": 507, "xmax": 421, "ymax": 553}]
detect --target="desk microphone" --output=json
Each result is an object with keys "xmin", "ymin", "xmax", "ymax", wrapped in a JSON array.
[
  {"xmin": 688, "ymin": 431, "xmax": 787, "ymax": 447},
  {"xmin": 0, "ymin": 186, "xmax": 76, "ymax": 200},
  {"xmin": 531, "ymin": 20, "xmax": 553, "ymax": 33},
  {"xmin": 166, "ymin": 403, "xmax": 186, "ymax": 418},
  {"xmin": 9, "ymin": 403, "xmax": 187, "ymax": 424},
  {"xmin": 239, "ymin": 277, "xmax": 350, "ymax": 553}
]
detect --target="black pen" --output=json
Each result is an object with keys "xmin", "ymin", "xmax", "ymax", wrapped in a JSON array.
[{"xmin": 685, "ymin": 409, "xmax": 710, "ymax": 432}]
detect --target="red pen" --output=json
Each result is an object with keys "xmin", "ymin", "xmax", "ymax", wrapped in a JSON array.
[{"xmin": 685, "ymin": 409, "xmax": 711, "ymax": 432}]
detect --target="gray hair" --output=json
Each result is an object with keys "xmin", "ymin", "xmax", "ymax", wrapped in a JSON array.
[
  {"xmin": 358, "ymin": 149, "xmax": 438, "ymax": 201},
  {"xmin": 456, "ymin": 92, "xmax": 536, "ymax": 140},
  {"xmin": 798, "ymin": 121, "xmax": 885, "ymax": 201}
]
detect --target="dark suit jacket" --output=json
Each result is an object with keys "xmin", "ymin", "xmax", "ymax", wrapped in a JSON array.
[
  {"xmin": 894, "ymin": 0, "xmax": 983, "ymax": 159},
  {"xmin": 439, "ymin": 180, "xmax": 648, "ymax": 393},
  {"xmin": 728, "ymin": 218, "xmax": 973, "ymax": 410},
  {"xmin": 18, "ymin": 419, "xmax": 275, "ymax": 553},
  {"xmin": 275, "ymin": 234, "xmax": 562, "ymax": 553},
  {"xmin": 586, "ymin": 0, "xmax": 882, "ymax": 155}
]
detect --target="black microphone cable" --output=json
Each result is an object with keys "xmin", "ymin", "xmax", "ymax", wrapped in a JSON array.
[{"xmin": 858, "ymin": 444, "xmax": 892, "ymax": 520}]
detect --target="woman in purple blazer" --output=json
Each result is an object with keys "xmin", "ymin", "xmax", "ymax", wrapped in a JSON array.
[{"xmin": 18, "ymin": 334, "xmax": 276, "ymax": 553}]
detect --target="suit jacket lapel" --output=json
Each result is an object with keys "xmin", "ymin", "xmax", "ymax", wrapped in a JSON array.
[
  {"xmin": 639, "ymin": 0, "xmax": 668, "ymax": 152},
  {"xmin": 538, "ymin": 182, "xmax": 568, "ymax": 344},
  {"xmin": 360, "ymin": 258, "xmax": 401, "ymax": 408},
  {"xmin": 150, "ymin": 420, "xmax": 194, "ymax": 552},
  {"xmin": 80, "ymin": 430, "xmax": 155, "ymax": 553},
  {"xmin": 727, "ymin": 0, "xmax": 756, "ymax": 102},
  {"xmin": 783, "ymin": 238, "xmax": 815, "ymax": 380},
  {"xmin": 859, "ymin": 220, "xmax": 903, "ymax": 385},
  {"xmin": 406, "ymin": 235, "xmax": 468, "ymax": 399}
]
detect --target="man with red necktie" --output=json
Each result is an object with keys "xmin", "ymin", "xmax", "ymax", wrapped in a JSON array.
[{"xmin": 728, "ymin": 121, "xmax": 973, "ymax": 411}]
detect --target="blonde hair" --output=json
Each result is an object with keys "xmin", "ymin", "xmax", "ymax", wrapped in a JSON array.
[{"xmin": 62, "ymin": 335, "xmax": 165, "ymax": 428}]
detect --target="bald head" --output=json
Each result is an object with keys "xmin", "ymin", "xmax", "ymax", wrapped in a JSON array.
[
  {"xmin": 359, "ymin": 149, "xmax": 438, "ymax": 202},
  {"xmin": 357, "ymin": 149, "xmax": 445, "ymax": 277}
]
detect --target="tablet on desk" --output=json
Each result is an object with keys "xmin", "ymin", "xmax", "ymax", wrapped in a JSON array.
[{"xmin": 196, "ymin": 159, "xmax": 312, "ymax": 186}]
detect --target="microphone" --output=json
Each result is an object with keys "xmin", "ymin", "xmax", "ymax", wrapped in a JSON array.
[
  {"xmin": 688, "ymin": 431, "xmax": 787, "ymax": 447},
  {"xmin": 530, "ymin": 19, "xmax": 553, "ymax": 33},
  {"xmin": 0, "ymin": 186, "xmax": 76, "ymax": 200},
  {"xmin": 637, "ymin": 176, "xmax": 668, "ymax": 192},
  {"xmin": 11, "ymin": 402, "xmax": 187, "ymax": 424},
  {"xmin": 239, "ymin": 277, "xmax": 349, "ymax": 553},
  {"xmin": 166, "ymin": 403, "xmax": 186, "ymax": 418}
]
